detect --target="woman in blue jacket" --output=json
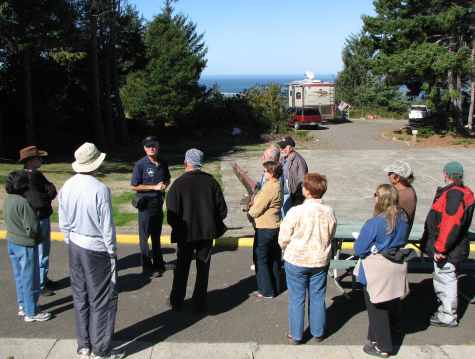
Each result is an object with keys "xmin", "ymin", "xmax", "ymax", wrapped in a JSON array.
[{"xmin": 355, "ymin": 184, "xmax": 409, "ymax": 358}]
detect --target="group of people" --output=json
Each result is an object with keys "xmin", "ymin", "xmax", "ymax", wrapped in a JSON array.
[
  {"xmin": 2, "ymin": 135, "xmax": 475, "ymax": 359},
  {"xmin": 245, "ymin": 136, "xmax": 474, "ymax": 358}
]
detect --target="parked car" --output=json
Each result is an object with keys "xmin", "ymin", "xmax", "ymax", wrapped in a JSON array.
[
  {"xmin": 408, "ymin": 105, "xmax": 432, "ymax": 128},
  {"xmin": 288, "ymin": 107, "xmax": 322, "ymax": 130}
]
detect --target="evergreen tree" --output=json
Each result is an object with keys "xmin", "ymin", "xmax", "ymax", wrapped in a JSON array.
[
  {"xmin": 362, "ymin": 0, "xmax": 473, "ymax": 129},
  {"xmin": 121, "ymin": 0, "xmax": 207, "ymax": 128}
]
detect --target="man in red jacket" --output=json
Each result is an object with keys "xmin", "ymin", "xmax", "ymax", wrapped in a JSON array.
[{"xmin": 422, "ymin": 161, "xmax": 474, "ymax": 327}]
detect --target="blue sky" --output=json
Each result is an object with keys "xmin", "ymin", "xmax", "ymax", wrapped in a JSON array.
[{"xmin": 130, "ymin": 0, "xmax": 375, "ymax": 76}]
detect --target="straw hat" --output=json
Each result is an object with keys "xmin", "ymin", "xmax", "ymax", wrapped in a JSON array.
[{"xmin": 72, "ymin": 142, "xmax": 106, "ymax": 173}]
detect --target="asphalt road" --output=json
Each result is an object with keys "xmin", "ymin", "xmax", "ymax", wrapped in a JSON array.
[{"xmin": 1, "ymin": 240, "xmax": 475, "ymax": 352}]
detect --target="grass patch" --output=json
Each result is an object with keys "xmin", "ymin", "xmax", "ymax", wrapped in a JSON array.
[
  {"xmin": 293, "ymin": 130, "xmax": 311, "ymax": 142},
  {"xmin": 112, "ymin": 192, "xmax": 137, "ymax": 227},
  {"xmin": 452, "ymin": 138, "xmax": 475, "ymax": 146}
]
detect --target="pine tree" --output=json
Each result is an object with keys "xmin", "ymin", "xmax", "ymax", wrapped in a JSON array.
[
  {"xmin": 363, "ymin": 0, "xmax": 473, "ymax": 129},
  {"xmin": 121, "ymin": 0, "xmax": 207, "ymax": 128}
]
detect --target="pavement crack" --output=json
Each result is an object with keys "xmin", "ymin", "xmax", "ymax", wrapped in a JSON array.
[{"xmin": 44, "ymin": 338, "xmax": 58, "ymax": 359}]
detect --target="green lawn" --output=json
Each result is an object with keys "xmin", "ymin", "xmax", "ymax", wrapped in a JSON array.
[{"xmin": 0, "ymin": 158, "xmax": 222, "ymax": 228}]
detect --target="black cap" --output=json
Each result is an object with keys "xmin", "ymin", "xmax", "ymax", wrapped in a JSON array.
[
  {"xmin": 277, "ymin": 136, "xmax": 295, "ymax": 149},
  {"xmin": 142, "ymin": 136, "xmax": 159, "ymax": 147}
]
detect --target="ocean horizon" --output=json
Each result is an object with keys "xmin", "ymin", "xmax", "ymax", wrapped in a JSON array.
[{"xmin": 200, "ymin": 74, "xmax": 337, "ymax": 94}]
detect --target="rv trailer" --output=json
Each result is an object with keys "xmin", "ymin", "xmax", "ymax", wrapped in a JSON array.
[{"xmin": 288, "ymin": 78, "xmax": 336, "ymax": 129}]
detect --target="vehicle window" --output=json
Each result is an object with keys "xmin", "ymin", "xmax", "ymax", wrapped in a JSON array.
[
  {"xmin": 302, "ymin": 108, "xmax": 320, "ymax": 115},
  {"xmin": 296, "ymin": 92, "xmax": 301, "ymax": 100}
]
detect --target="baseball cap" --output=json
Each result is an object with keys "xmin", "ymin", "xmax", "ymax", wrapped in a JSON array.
[
  {"xmin": 383, "ymin": 160, "xmax": 413, "ymax": 179},
  {"xmin": 277, "ymin": 136, "xmax": 296, "ymax": 149},
  {"xmin": 443, "ymin": 161, "xmax": 463, "ymax": 179},
  {"xmin": 142, "ymin": 136, "xmax": 159, "ymax": 147}
]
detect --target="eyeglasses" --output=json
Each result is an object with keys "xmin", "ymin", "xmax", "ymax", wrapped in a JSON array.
[{"xmin": 145, "ymin": 144, "xmax": 158, "ymax": 148}]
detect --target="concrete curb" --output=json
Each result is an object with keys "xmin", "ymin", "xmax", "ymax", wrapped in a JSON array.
[
  {"xmin": 0, "ymin": 339, "xmax": 474, "ymax": 359},
  {"xmin": 2, "ymin": 231, "xmax": 475, "ymax": 251}
]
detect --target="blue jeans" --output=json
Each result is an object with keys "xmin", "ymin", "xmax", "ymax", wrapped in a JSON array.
[
  {"xmin": 38, "ymin": 218, "xmax": 51, "ymax": 289},
  {"xmin": 7, "ymin": 241, "xmax": 40, "ymax": 316},
  {"xmin": 255, "ymin": 228, "xmax": 282, "ymax": 297},
  {"xmin": 285, "ymin": 261, "xmax": 328, "ymax": 340}
]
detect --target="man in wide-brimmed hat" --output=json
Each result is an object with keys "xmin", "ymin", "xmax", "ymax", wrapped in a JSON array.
[
  {"xmin": 19, "ymin": 146, "xmax": 57, "ymax": 296},
  {"xmin": 58, "ymin": 142, "xmax": 123, "ymax": 359}
]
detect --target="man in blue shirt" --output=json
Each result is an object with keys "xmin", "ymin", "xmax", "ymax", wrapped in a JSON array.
[{"xmin": 131, "ymin": 136, "xmax": 171, "ymax": 277}]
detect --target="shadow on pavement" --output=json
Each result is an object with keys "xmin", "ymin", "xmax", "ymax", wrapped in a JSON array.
[
  {"xmin": 118, "ymin": 249, "xmax": 176, "ymax": 271},
  {"xmin": 114, "ymin": 275, "xmax": 256, "ymax": 357}
]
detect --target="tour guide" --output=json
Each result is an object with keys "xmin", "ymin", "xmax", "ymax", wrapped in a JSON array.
[{"xmin": 131, "ymin": 136, "xmax": 171, "ymax": 277}]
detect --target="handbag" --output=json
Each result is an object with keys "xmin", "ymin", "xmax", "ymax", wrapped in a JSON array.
[
  {"xmin": 131, "ymin": 194, "xmax": 148, "ymax": 210},
  {"xmin": 381, "ymin": 248, "xmax": 417, "ymax": 264}
]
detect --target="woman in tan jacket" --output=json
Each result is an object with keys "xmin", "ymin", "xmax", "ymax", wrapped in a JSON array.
[{"xmin": 248, "ymin": 161, "xmax": 283, "ymax": 298}]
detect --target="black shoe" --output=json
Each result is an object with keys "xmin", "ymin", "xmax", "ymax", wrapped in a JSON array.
[
  {"xmin": 362, "ymin": 342, "xmax": 390, "ymax": 358},
  {"xmin": 314, "ymin": 335, "xmax": 324, "ymax": 343},
  {"xmin": 429, "ymin": 315, "xmax": 458, "ymax": 328},
  {"xmin": 167, "ymin": 297, "xmax": 183, "ymax": 312},
  {"xmin": 44, "ymin": 278, "xmax": 59, "ymax": 290},
  {"xmin": 40, "ymin": 288, "xmax": 55, "ymax": 297},
  {"xmin": 153, "ymin": 264, "xmax": 166, "ymax": 277},
  {"xmin": 286, "ymin": 334, "xmax": 301, "ymax": 345}
]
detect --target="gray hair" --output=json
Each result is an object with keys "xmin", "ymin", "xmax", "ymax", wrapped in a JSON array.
[{"xmin": 262, "ymin": 144, "xmax": 280, "ymax": 164}]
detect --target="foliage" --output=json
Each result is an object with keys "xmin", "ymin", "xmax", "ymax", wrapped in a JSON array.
[
  {"xmin": 336, "ymin": 33, "xmax": 409, "ymax": 115},
  {"xmin": 337, "ymin": 1, "xmax": 473, "ymax": 129},
  {"xmin": 362, "ymin": 0, "xmax": 473, "ymax": 128},
  {"xmin": 121, "ymin": 0, "xmax": 207, "ymax": 128},
  {"xmin": 0, "ymin": 0, "xmax": 146, "ymax": 155},
  {"xmin": 244, "ymin": 83, "xmax": 287, "ymax": 133}
]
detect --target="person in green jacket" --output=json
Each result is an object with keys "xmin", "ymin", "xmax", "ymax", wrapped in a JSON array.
[{"xmin": 4, "ymin": 171, "xmax": 51, "ymax": 322}]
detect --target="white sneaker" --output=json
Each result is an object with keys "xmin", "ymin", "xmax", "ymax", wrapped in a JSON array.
[
  {"xmin": 91, "ymin": 351, "xmax": 125, "ymax": 359},
  {"xmin": 24, "ymin": 311, "xmax": 52, "ymax": 322},
  {"xmin": 18, "ymin": 307, "xmax": 25, "ymax": 317},
  {"xmin": 78, "ymin": 348, "xmax": 91, "ymax": 359}
]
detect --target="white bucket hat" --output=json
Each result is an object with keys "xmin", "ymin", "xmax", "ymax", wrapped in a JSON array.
[
  {"xmin": 72, "ymin": 142, "xmax": 106, "ymax": 173},
  {"xmin": 383, "ymin": 160, "xmax": 413, "ymax": 179}
]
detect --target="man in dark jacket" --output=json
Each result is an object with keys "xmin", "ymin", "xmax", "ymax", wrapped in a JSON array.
[
  {"xmin": 166, "ymin": 148, "xmax": 227, "ymax": 313},
  {"xmin": 131, "ymin": 136, "xmax": 171, "ymax": 277},
  {"xmin": 277, "ymin": 136, "xmax": 308, "ymax": 215},
  {"xmin": 422, "ymin": 161, "xmax": 474, "ymax": 327},
  {"xmin": 20, "ymin": 146, "xmax": 57, "ymax": 296}
]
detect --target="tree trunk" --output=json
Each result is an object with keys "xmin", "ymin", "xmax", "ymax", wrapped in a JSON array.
[
  {"xmin": 103, "ymin": 44, "xmax": 115, "ymax": 146},
  {"xmin": 468, "ymin": 44, "xmax": 475, "ymax": 130},
  {"xmin": 24, "ymin": 47, "xmax": 35, "ymax": 144},
  {"xmin": 111, "ymin": 0, "xmax": 128, "ymax": 144},
  {"xmin": 0, "ymin": 107, "xmax": 4, "ymax": 156},
  {"xmin": 90, "ymin": 0, "xmax": 105, "ymax": 146}
]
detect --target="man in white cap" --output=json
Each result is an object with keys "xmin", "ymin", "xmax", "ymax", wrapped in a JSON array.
[
  {"xmin": 384, "ymin": 160, "xmax": 417, "ymax": 237},
  {"xmin": 59, "ymin": 143, "xmax": 123, "ymax": 359},
  {"xmin": 166, "ymin": 148, "xmax": 227, "ymax": 313}
]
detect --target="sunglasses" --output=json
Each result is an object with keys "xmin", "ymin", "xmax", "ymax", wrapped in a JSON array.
[{"xmin": 145, "ymin": 144, "xmax": 158, "ymax": 148}]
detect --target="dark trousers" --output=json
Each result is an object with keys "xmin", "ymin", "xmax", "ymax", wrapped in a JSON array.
[
  {"xmin": 138, "ymin": 207, "xmax": 164, "ymax": 268},
  {"xmin": 363, "ymin": 287, "xmax": 399, "ymax": 354},
  {"xmin": 69, "ymin": 242, "xmax": 118, "ymax": 356},
  {"xmin": 255, "ymin": 228, "xmax": 282, "ymax": 297},
  {"xmin": 170, "ymin": 240, "xmax": 213, "ymax": 309}
]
